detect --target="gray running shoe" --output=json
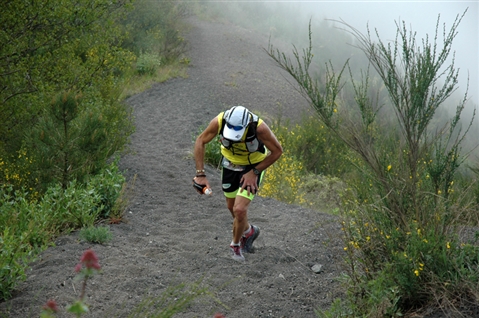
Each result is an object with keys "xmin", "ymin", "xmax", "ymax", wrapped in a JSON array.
[
  {"xmin": 241, "ymin": 225, "xmax": 260, "ymax": 253},
  {"xmin": 230, "ymin": 244, "xmax": 245, "ymax": 262}
]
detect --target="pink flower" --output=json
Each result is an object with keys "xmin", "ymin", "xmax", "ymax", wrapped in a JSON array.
[
  {"xmin": 76, "ymin": 249, "xmax": 101, "ymax": 271},
  {"xmin": 42, "ymin": 299, "xmax": 59, "ymax": 312},
  {"xmin": 213, "ymin": 313, "xmax": 226, "ymax": 318}
]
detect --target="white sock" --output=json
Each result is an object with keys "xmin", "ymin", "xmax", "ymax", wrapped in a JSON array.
[
  {"xmin": 243, "ymin": 225, "xmax": 252, "ymax": 237},
  {"xmin": 231, "ymin": 241, "xmax": 240, "ymax": 246}
]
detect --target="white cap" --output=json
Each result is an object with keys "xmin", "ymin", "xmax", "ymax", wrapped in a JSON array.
[{"xmin": 223, "ymin": 106, "xmax": 251, "ymax": 141}]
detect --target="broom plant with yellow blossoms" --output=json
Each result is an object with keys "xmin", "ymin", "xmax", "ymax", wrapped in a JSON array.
[
  {"xmin": 0, "ymin": 146, "xmax": 39, "ymax": 200},
  {"xmin": 267, "ymin": 11, "xmax": 479, "ymax": 317},
  {"xmin": 259, "ymin": 124, "xmax": 305, "ymax": 205},
  {"xmin": 258, "ymin": 115, "xmax": 353, "ymax": 212}
]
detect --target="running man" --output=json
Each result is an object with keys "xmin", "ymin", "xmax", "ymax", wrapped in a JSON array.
[{"xmin": 193, "ymin": 106, "xmax": 283, "ymax": 262}]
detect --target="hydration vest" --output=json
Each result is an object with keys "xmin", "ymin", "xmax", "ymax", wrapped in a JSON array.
[{"xmin": 219, "ymin": 113, "xmax": 265, "ymax": 155}]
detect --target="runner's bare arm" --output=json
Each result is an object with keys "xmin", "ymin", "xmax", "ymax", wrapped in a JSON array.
[
  {"xmin": 240, "ymin": 121, "xmax": 283, "ymax": 193},
  {"xmin": 193, "ymin": 117, "xmax": 219, "ymax": 187},
  {"xmin": 252, "ymin": 122, "xmax": 283, "ymax": 172}
]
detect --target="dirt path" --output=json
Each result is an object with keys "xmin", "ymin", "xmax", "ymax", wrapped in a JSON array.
[{"xmin": 0, "ymin": 16, "xmax": 345, "ymax": 318}]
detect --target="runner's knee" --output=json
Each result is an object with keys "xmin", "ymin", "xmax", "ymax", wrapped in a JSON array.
[{"xmin": 233, "ymin": 206, "xmax": 247, "ymax": 220}]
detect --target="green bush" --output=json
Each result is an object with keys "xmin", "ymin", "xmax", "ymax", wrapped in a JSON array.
[
  {"xmin": 0, "ymin": 226, "xmax": 36, "ymax": 300},
  {"xmin": 79, "ymin": 226, "xmax": 113, "ymax": 244},
  {"xmin": 1, "ymin": 0, "xmax": 134, "ymax": 161},
  {"xmin": 268, "ymin": 11, "xmax": 479, "ymax": 316},
  {"xmin": 259, "ymin": 121, "xmax": 306, "ymax": 205},
  {"xmin": 26, "ymin": 92, "xmax": 133, "ymax": 193},
  {"xmin": 86, "ymin": 159, "xmax": 126, "ymax": 219},
  {"xmin": 121, "ymin": 0, "xmax": 188, "ymax": 63},
  {"xmin": 0, "ymin": 161, "xmax": 126, "ymax": 300},
  {"xmin": 136, "ymin": 52, "xmax": 162, "ymax": 75},
  {"xmin": 287, "ymin": 115, "xmax": 353, "ymax": 177}
]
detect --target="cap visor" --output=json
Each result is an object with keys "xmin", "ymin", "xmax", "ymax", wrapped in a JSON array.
[{"xmin": 223, "ymin": 126, "xmax": 246, "ymax": 141}]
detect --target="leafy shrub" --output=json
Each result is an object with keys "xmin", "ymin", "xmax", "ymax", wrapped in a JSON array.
[
  {"xmin": 0, "ymin": 226, "xmax": 36, "ymax": 300},
  {"xmin": 121, "ymin": 0, "xmax": 188, "ymax": 63},
  {"xmin": 268, "ymin": 11, "xmax": 479, "ymax": 316},
  {"xmin": 0, "ymin": 161, "xmax": 126, "ymax": 300},
  {"xmin": 259, "ymin": 122, "xmax": 305, "ymax": 205},
  {"xmin": 0, "ymin": 183, "xmax": 101, "ymax": 300},
  {"xmin": 288, "ymin": 115, "xmax": 352, "ymax": 177},
  {"xmin": 0, "ymin": 146, "xmax": 38, "ymax": 197},
  {"xmin": 86, "ymin": 159, "xmax": 126, "ymax": 219},
  {"xmin": 38, "ymin": 182, "xmax": 103, "ymax": 232},
  {"xmin": 79, "ymin": 226, "xmax": 113, "ymax": 244},
  {"xmin": 136, "ymin": 52, "xmax": 162, "ymax": 75},
  {"xmin": 27, "ymin": 91, "xmax": 133, "ymax": 192}
]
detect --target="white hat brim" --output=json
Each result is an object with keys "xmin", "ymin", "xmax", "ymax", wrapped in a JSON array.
[{"xmin": 223, "ymin": 126, "xmax": 246, "ymax": 141}]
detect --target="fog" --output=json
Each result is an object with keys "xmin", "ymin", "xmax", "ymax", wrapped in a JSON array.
[
  {"xmin": 204, "ymin": 1, "xmax": 478, "ymax": 106},
  {"xmin": 301, "ymin": 1, "xmax": 478, "ymax": 106}
]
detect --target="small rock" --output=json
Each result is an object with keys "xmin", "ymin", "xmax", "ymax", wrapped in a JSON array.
[{"xmin": 311, "ymin": 264, "xmax": 323, "ymax": 273}]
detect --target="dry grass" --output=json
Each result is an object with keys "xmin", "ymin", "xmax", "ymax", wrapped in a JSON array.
[{"xmin": 121, "ymin": 63, "xmax": 189, "ymax": 100}]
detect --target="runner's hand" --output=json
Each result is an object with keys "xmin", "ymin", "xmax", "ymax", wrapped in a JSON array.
[
  {"xmin": 240, "ymin": 170, "xmax": 258, "ymax": 195},
  {"xmin": 192, "ymin": 176, "xmax": 209, "ymax": 194}
]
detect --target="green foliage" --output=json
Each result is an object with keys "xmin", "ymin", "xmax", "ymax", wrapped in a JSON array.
[
  {"xmin": 0, "ymin": 183, "xmax": 101, "ymax": 300},
  {"xmin": 196, "ymin": 126, "xmax": 223, "ymax": 168},
  {"xmin": 67, "ymin": 300, "xmax": 90, "ymax": 317},
  {"xmin": 25, "ymin": 91, "xmax": 133, "ymax": 192},
  {"xmin": 259, "ymin": 115, "xmax": 349, "ymax": 212},
  {"xmin": 86, "ymin": 159, "xmax": 126, "ymax": 219},
  {"xmin": 268, "ymin": 10, "xmax": 478, "ymax": 316},
  {"xmin": 0, "ymin": 226, "xmax": 36, "ymax": 300},
  {"xmin": 79, "ymin": 226, "xmax": 113, "ymax": 244},
  {"xmin": 288, "ymin": 114, "xmax": 353, "ymax": 176},
  {"xmin": 0, "ymin": 0, "xmax": 134, "ymax": 156},
  {"xmin": 0, "ymin": 145, "xmax": 39, "ymax": 200},
  {"xmin": 37, "ymin": 182, "xmax": 102, "ymax": 233},
  {"xmin": 0, "ymin": 162, "xmax": 126, "ymax": 300},
  {"xmin": 136, "ymin": 52, "xmax": 162, "ymax": 75},
  {"xmin": 121, "ymin": 0, "xmax": 188, "ymax": 63},
  {"xmin": 1, "ymin": 0, "xmax": 135, "ymax": 197},
  {"xmin": 255, "ymin": 120, "xmax": 305, "ymax": 204}
]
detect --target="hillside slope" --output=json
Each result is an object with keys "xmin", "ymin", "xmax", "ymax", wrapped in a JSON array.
[{"xmin": 0, "ymin": 16, "xmax": 345, "ymax": 318}]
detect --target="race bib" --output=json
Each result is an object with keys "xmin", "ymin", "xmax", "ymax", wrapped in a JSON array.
[{"xmin": 222, "ymin": 157, "xmax": 246, "ymax": 171}]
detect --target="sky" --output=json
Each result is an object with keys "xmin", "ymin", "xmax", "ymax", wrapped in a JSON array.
[{"xmin": 296, "ymin": 1, "xmax": 478, "ymax": 106}]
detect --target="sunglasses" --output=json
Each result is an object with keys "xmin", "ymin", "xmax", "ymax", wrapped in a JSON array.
[{"xmin": 226, "ymin": 122, "xmax": 244, "ymax": 131}]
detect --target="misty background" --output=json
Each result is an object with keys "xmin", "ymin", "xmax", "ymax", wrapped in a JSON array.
[{"xmin": 201, "ymin": 0, "xmax": 478, "ymax": 115}]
